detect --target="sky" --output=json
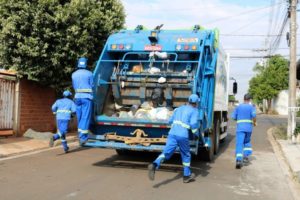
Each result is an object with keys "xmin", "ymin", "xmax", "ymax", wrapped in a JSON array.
[{"xmin": 120, "ymin": 0, "xmax": 298, "ymax": 102}]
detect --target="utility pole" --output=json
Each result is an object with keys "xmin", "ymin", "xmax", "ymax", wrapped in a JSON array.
[{"xmin": 287, "ymin": 0, "xmax": 297, "ymax": 142}]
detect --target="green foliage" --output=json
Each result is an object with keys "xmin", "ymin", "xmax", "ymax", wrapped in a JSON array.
[
  {"xmin": 0, "ymin": 0, "xmax": 125, "ymax": 88},
  {"xmin": 249, "ymin": 55, "xmax": 289, "ymax": 104},
  {"xmin": 228, "ymin": 94, "xmax": 235, "ymax": 102},
  {"xmin": 294, "ymin": 124, "xmax": 300, "ymax": 136}
]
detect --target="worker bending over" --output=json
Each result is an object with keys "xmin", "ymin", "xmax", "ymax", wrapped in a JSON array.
[{"xmin": 148, "ymin": 94, "xmax": 200, "ymax": 183}]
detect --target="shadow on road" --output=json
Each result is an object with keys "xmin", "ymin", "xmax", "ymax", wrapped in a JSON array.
[{"xmin": 55, "ymin": 146, "xmax": 92, "ymax": 156}]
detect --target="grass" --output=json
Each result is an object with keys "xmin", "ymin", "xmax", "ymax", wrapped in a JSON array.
[{"xmin": 272, "ymin": 125, "xmax": 287, "ymax": 140}]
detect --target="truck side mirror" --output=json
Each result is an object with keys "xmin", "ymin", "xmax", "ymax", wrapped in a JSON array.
[{"xmin": 233, "ymin": 82, "xmax": 238, "ymax": 94}]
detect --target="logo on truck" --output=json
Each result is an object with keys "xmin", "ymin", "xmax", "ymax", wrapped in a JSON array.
[{"xmin": 144, "ymin": 45, "xmax": 162, "ymax": 51}]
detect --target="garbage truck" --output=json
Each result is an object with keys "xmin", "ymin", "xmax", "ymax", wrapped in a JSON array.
[{"xmin": 84, "ymin": 25, "xmax": 229, "ymax": 161}]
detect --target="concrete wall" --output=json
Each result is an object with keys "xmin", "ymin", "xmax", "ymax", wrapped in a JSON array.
[
  {"xmin": 18, "ymin": 79, "xmax": 56, "ymax": 135},
  {"xmin": 272, "ymin": 89, "xmax": 300, "ymax": 115}
]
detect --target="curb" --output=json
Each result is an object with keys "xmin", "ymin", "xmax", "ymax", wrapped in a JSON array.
[
  {"xmin": 0, "ymin": 136, "xmax": 78, "ymax": 159},
  {"xmin": 267, "ymin": 127, "xmax": 300, "ymax": 183}
]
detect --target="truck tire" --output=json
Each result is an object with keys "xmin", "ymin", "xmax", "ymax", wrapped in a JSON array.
[
  {"xmin": 197, "ymin": 131, "xmax": 215, "ymax": 162},
  {"xmin": 115, "ymin": 149, "xmax": 129, "ymax": 156},
  {"xmin": 214, "ymin": 119, "xmax": 221, "ymax": 155}
]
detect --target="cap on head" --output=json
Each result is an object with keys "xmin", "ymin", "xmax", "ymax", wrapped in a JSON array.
[
  {"xmin": 63, "ymin": 90, "xmax": 72, "ymax": 97},
  {"xmin": 77, "ymin": 57, "xmax": 87, "ymax": 68},
  {"xmin": 188, "ymin": 94, "xmax": 200, "ymax": 103},
  {"xmin": 244, "ymin": 93, "xmax": 252, "ymax": 101}
]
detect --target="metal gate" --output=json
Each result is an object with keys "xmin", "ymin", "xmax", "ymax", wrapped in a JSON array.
[{"xmin": 0, "ymin": 78, "xmax": 15, "ymax": 130}]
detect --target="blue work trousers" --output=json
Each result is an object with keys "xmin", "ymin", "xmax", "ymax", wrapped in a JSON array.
[
  {"xmin": 235, "ymin": 131, "xmax": 253, "ymax": 161},
  {"xmin": 75, "ymin": 98, "xmax": 92, "ymax": 142},
  {"xmin": 153, "ymin": 134, "xmax": 191, "ymax": 177},
  {"xmin": 53, "ymin": 120, "xmax": 69, "ymax": 151}
]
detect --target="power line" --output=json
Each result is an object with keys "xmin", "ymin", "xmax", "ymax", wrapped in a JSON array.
[
  {"xmin": 228, "ymin": 13, "xmax": 270, "ymax": 34},
  {"xmin": 206, "ymin": 1, "xmax": 285, "ymax": 24},
  {"xmin": 230, "ymin": 54, "xmax": 300, "ymax": 59}
]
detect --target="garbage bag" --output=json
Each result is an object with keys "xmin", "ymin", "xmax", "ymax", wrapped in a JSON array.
[
  {"xmin": 148, "ymin": 67, "xmax": 160, "ymax": 74},
  {"xmin": 134, "ymin": 109, "xmax": 152, "ymax": 120},
  {"xmin": 140, "ymin": 102, "xmax": 153, "ymax": 110},
  {"xmin": 155, "ymin": 107, "xmax": 173, "ymax": 121}
]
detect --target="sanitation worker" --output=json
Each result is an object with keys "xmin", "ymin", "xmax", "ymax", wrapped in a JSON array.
[
  {"xmin": 50, "ymin": 90, "xmax": 76, "ymax": 153},
  {"xmin": 231, "ymin": 93, "xmax": 257, "ymax": 169},
  {"xmin": 148, "ymin": 94, "xmax": 200, "ymax": 183},
  {"xmin": 72, "ymin": 57, "xmax": 94, "ymax": 145}
]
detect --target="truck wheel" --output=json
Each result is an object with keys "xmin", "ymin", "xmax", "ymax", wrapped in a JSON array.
[
  {"xmin": 214, "ymin": 119, "xmax": 220, "ymax": 155},
  {"xmin": 197, "ymin": 131, "xmax": 215, "ymax": 162},
  {"xmin": 115, "ymin": 149, "xmax": 129, "ymax": 156}
]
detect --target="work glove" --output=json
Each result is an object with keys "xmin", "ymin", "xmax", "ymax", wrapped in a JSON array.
[{"xmin": 193, "ymin": 132, "xmax": 200, "ymax": 140}]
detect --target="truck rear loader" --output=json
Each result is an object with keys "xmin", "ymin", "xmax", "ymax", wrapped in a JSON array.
[{"xmin": 83, "ymin": 25, "xmax": 229, "ymax": 161}]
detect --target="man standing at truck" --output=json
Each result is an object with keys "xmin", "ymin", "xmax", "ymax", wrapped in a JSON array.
[
  {"xmin": 231, "ymin": 93, "xmax": 256, "ymax": 169},
  {"xmin": 72, "ymin": 57, "xmax": 94, "ymax": 145},
  {"xmin": 50, "ymin": 90, "xmax": 76, "ymax": 153},
  {"xmin": 148, "ymin": 94, "xmax": 200, "ymax": 183}
]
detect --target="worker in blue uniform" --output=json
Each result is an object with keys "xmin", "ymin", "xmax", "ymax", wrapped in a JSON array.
[
  {"xmin": 148, "ymin": 94, "xmax": 200, "ymax": 183},
  {"xmin": 231, "ymin": 93, "xmax": 257, "ymax": 169},
  {"xmin": 50, "ymin": 90, "xmax": 76, "ymax": 153},
  {"xmin": 72, "ymin": 57, "xmax": 94, "ymax": 145}
]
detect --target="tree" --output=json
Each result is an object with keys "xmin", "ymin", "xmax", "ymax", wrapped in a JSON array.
[
  {"xmin": 0, "ymin": 0, "xmax": 125, "ymax": 89},
  {"xmin": 248, "ymin": 55, "xmax": 289, "ymax": 111}
]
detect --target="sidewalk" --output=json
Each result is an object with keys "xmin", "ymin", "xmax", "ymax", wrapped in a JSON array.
[
  {"xmin": 269, "ymin": 128, "xmax": 300, "ymax": 183},
  {"xmin": 0, "ymin": 134, "xmax": 77, "ymax": 158},
  {"xmin": 277, "ymin": 140, "xmax": 300, "ymax": 182}
]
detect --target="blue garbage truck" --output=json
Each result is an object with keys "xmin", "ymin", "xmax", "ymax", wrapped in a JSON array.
[{"xmin": 84, "ymin": 25, "xmax": 229, "ymax": 161}]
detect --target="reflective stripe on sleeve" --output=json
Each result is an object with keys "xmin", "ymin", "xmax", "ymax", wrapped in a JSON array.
[
  {"xmin": 75, "ymin": 89, "xmax": 92, "ymax": 93},
  {"xmin": 243, "ymin": 147, "xmax": 252, "ymax": 151},
  {"xmin": 237, "ymin": 120, "xmax": 253, "ymax": 123},
  {"xmin": 182, "ymin": 162, "xmax": 190, "ymax": 167},
  {"xmin": 57, "ymin": 110, "xmax": 72, "ymax": 113},
  {"xmin": 173, "ymin": 120, "xmax": 191, "ymax": 129},
  {"xmin": 61, "ymin": 139, "xmax": 66, "ymax": 142}
]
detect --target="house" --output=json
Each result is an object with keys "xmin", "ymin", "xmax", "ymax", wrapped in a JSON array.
[{"xmin": 0, "ymin": 70, "xmax": 56, "ymax": 136}]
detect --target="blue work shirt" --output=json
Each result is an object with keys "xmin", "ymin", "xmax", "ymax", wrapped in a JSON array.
[
  {"xmin": 168, "ymin": 104, "xmax": 200, "ymax": 138},
  {"xmin": 52, "ymin": 98, "xmax": 77, "ymax": 120},
  {"xmin": 231, "ymin": 103, "xmax": 256, "ymax": 132},
  {"xmin": 72, "ymin": 69, "xmax": 94, "ymax": 100}
]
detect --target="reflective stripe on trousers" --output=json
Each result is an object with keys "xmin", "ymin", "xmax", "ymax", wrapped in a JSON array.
[{"xmin": 75, "ymin": 89, "xmax": 92, "ymax": 93}]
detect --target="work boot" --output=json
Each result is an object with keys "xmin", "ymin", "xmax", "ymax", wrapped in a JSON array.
[
  {"xmin": 49, "ymin": 137, "xmax": 54, "ymax": 147},
  {"xmin": 148, "ymin": 163, "xmax": 157, "ymax": 181},
  {"xmin": 64, "ymin": 146, "xmax": 69, "ymax": 153},
  {"xmin": 183, "ymin": 173, "xmax": 196, "ymax": 183},
  {"xmin": 236, "ymin": 160, "xmax": 243, "ymax": 169},
  {"xmin": 243, "ymin": 157, "xmax": 249, "ymax": 164}
]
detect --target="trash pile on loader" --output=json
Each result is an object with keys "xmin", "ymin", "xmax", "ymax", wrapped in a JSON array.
[{"xmin": 115, "ymin": 102, "xmax": 173, "ymax": 121}]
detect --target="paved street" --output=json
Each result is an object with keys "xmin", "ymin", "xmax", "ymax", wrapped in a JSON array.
[{"xmin": 0, "ymin": 115, "xmax": 298, "ymax": 200}]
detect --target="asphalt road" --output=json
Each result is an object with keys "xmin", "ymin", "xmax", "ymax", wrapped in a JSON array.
[{"xmin": 0, "ymin": 115, "xmax": 297, "ymax": 200}]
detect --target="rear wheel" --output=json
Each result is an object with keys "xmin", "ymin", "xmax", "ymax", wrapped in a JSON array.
[
  {"xmin": 115, "ymin": 149, "xmax": 129, "ymax": 156},
  {"xmin": 197, "ymin": 130, "xmax": 215, "ymax": 162},
  {"xmin": 214, "ymin": 119, "xmax": 221, "ymax": 155}
]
